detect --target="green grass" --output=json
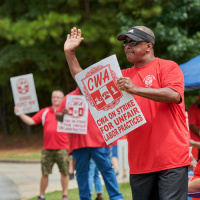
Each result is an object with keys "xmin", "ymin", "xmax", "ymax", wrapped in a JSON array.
[
  {"xmin": 0, "ymin": 150, "xmax": 41, "ymax": 160},
  {"xmin": 28, "ymin": 182, "xmax": 132, "ymax": 200}
]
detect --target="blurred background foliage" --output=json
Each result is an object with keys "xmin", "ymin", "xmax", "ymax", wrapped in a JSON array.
[{"xmin": 0, "ymin": 0, "xmax": 200, "ymax": 135}]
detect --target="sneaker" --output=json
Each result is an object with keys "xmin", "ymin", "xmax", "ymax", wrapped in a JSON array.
[
  {"xmin": 63, "ymin": 195, "xmax": 68, "ymax": 200},
  {"xmin": 37, "ymin": 196, "xmax": 45, "ymax": 200}
]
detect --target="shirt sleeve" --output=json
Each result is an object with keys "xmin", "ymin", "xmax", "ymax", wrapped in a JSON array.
[
  {"xmin": 31, "ymin": 108, "xmax": 46, "ymax": 124},
  {"xmin": 161, "ymin": 60, "xmax": 185, "ymax": 98},
  {"xmin": 121, "ymin": 68, "xmax": 131, "ymax": 77}
]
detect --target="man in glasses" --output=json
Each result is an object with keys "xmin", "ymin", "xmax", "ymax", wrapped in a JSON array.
[
  {"xmin": 117, "ymin": 26, "xmax": 190, "ymax": 200},
  {"xmin": 63, "ymin": 26, "xmax": 190, "ymax": 200},
  {"xmin": 14, "ymin": 90, "xmax": 70, "ymax": 200}
]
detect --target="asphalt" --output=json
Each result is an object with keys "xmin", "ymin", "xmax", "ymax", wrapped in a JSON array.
[
  {"xmin": 0, "ymin": 160, "xmax": 79, "ymax": 200},
  {"xmin": 0, "ymin": 160, "xmax": 129, "ymax": 200}
]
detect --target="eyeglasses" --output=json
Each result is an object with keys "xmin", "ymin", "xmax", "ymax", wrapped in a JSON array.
[
  {"xmin": 123, "ymin": 40, "xmax": 140, "ymax": 47},
  {"xmin": 52, "ymin": 96, "xmax": 63, "ymax": 99}
]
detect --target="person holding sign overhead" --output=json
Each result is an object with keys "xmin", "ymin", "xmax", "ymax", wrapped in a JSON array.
[
  {"xmin": 56, "ymin": 87, "xmax": 123, "ymax": 200},
  {"xmin": 14, "ymin": 90, "xmax": 69, "ymax": 200},
  {"xmin": 63, "ymin": 26, "xmax": 191, "ymax": 200}
]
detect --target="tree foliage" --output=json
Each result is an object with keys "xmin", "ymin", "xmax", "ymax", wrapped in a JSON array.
[{"xmin": 0, "ymin": 0, "xmax": 199, "ymax": 135}]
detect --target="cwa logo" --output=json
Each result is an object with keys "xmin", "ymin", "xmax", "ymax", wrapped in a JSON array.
[
  {"xmin": 143, "ymin": 75, "xmax": 156, "ymax": 88},
  {"xmin": 81, "ymin": 65, "xmax": 122, "ymax": 111},
  {"xmin": 68, "ymin": 97, "xmax": 86, "ymax": 118},
  {"xmin": 16, "ymin": 78, "xmax": 29, "ymax": 94}
]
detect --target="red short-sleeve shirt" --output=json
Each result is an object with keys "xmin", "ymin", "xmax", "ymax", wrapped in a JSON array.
[
  {"xmin": 188, "ymin": 103, "xmax": 200, "ymax": 158},
  {"xmin": 32, "ymin": 106, "xmax": 69, "ymax": 150},
  {"xmin": 57, "ymin": 87, "xmax": 108, "ymax": 154},
  {"xmin": 122, "ymin": 57, "xmax": 190, "ymax": 174}
]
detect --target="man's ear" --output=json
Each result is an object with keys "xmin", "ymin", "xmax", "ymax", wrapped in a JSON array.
[{"xmin": 146, "ymin": 43, "xmax": 153, "ymax": 52}]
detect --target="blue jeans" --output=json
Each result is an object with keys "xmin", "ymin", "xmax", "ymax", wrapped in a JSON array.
[
  {"xmin": 72, "ymin": 147, "xmax": 123, "ymax": 200},
  {"xmin": 88, "ymin": 159, "xmax": 103, "ymax": 194}
]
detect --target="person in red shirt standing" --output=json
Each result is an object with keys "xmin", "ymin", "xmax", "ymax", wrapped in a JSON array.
[
  {"xmin": 56, "ymin": 87, "xmax": 123, "ymax": 200},
  {"xmin": 63, "ymin": 26, "xmax": 190, "ymax": 200},
  {"xmin": 14, "ymin": 90, "xmax": 69, "ymax": 200},
  {"xmin": 188, "ymin": 96, "xmax": 200, "ymax": 159}
]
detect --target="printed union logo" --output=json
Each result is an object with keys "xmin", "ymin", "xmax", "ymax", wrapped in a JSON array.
[
  {"xmin": 143, "ymin": 75, "xmax": 156, "ymax": 88},
  {"xmin": 16, "ymin": 78, "xmax": 29, "ymax": 94},
  {"xmin": 68, "ymin": 98, "xmax": 86, "ymax": 118},
  {"xmin": 81, "ymin": 64, "xmax": 123, "ymax": 111}
]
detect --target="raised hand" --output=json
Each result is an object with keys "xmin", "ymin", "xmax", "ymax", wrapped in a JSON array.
[
  {"xmin": 64, "ymin": 27, "xmax": 84, "ymax": 53},
  {"xmin": 14, "ymin": 106, "xmax": 19, "ymax": 115}
]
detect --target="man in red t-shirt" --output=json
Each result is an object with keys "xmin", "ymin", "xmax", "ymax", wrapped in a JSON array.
[
  {"xmin": 188, "ymin": 96, "xmax": 200, "ymax": 159},
  {"xmin": 56, "ymin": 87, "xmax": 123, "ymax": 200},
  {"xmin": 14, "ymin": 90, "xmax": 69, "ymax": 200},
  {"xmin": 63, "ymin": 26, "xmax": 190, "ymax": 200}
]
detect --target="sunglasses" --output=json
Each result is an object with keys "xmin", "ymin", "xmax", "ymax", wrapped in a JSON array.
[{"xmin": 123, "ymin": 40, "xmax": 140, "ymax": 47}]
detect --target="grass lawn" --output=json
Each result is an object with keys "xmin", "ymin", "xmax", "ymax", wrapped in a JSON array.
[
  {"xmin": 0, "ymin": 149, "xmax": 41, "ymax": 160},
  {"xmin": 28, "ymin": 182, "xmax": 132, "ymax": 200},
  {"xmin": 0, "ymin": 132, "xmax": 42, "ymax": 160}
]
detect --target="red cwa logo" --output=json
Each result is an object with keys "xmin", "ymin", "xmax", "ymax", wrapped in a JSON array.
[
  {"xmin": 16, "ymin": 78, "xmax": 29, "ymax": 94},
  {"xmin": 68, "ymin": 98, "xmax": 85, "ymax": 118},
  {"xmin": 81, "ymin": 65, "xmax": 123, "ymax": 111}
]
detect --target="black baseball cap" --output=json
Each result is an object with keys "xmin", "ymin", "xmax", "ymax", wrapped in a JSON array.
[{"xmin": 117, "ymin": 27, "xmax": 155, "ymax": 45}]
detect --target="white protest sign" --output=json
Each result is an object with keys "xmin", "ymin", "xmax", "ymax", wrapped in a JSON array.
[
  {"xmin": 57, "ymin": 95, "xmax": 88, "ymax": 134},
  {"xmin": 75, "ymin": 54, "xmax": 146, "ymax": 144},
  {"xmin": 10, "ymin": 74, "xmax": 39, "ymax": 115}
]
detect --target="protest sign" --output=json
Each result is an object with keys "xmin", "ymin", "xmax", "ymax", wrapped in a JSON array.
[
  {"xmin": 75, "ymin": 54, "xmax": 146, "ymax": 144},
  {"xmin": 57, "ymin": 95, "xmax": 88, "ymax": 134},
  {"xmin": 10, "ymin": 74, "xmax": 39, "ymax": 115}
]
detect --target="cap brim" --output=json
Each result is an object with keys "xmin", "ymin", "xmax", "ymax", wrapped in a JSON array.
[{"xmin": 117, "ymin": 33, "xmax": 144, "ymax": 41}]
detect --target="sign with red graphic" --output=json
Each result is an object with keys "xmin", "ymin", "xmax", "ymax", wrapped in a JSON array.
[
  {"xmin": 16, "ymin": 78, "xmax": 29, "ymax": 94},
  {"xmin": 57, "ymin": 95, "xmax": 88, "ymax": 134},
  {"xmin": 75, "ymin": 55, "xmax": 146, "ymax": 145},
  {"xmin": 10, "ymin": 74, "xmax": 39, "ymax": 115},
  {"xmin": 81, "ymin": 65, "xmax": 123, "ymax": 111}
]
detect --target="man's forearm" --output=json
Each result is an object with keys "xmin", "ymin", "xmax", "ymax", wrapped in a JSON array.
[
  {"xmin": 65, "ymin": 51, "xmax": 83, "ymax": 79},
  {"xmin": 18, "ymin": 114, "xmax": 35, "ymax": 126},
  {"xmin": 133, "ymin": 87, "xmax": 181, "ymax": 103}
]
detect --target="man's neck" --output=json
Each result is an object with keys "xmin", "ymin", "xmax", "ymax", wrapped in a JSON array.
[
  {"xmin": 52, "ymin": 105, "xmax": 58, "ymax": 110},
  {"xmin": 134, "ymin": 56, "xmax": 155, "ymax": 68}
]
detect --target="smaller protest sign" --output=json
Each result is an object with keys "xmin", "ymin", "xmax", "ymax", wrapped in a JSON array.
[
  {"xmin": 57, "ymin": 95, "xmax": 88, "ymax": 134},
  {"xmin": 75, "ymin": 54, "xmax": 146, "ymax": 144},
  {"xmin": 10, "ymin": 74, "xmax": 39, "ymax": 115}
]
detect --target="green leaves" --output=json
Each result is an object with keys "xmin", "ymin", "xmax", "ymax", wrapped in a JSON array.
[
  {"xmin": 0, "ymin": 12, "xmax": 81, "ymax": 46},
  {"xmin": 0, "ymin": 0, "xmax": 200, "ymax": 134}
]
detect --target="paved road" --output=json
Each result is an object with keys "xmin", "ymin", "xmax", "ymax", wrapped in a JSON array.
[
  {"xmin": 0, "ymin": 174, "xmax": 20, "ymax": 200},
  {"xmin": 0, "ymin": 161, "xmax": 79, "ymax": 200},
  {"xmin": 0, "ymin": 161, "xmax": 129, "ymax": 200}
]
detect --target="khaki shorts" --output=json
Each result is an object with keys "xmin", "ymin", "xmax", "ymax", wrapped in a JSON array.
[{"xmin": 41, "ymin": 149, "xmax": 69, "ymax": 175}]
